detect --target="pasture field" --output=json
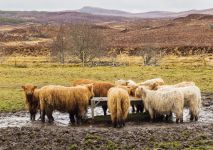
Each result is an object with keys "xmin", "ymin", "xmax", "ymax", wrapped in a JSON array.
[
  {"xmin": 0, "ymin": 55, "xmax": 212, "ymax": 112},
  {"xmin": 0, "ymin": 7, "xmax": 213, "ymax": 150}
]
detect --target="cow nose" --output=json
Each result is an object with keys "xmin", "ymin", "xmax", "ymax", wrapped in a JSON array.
[
  {"xmin": 26, "ymin": 94, "xmax": 33, "ymax": 99},
  {"xmin": 27, "ymin": 93, "xmax": 33, "ymax": 96}
]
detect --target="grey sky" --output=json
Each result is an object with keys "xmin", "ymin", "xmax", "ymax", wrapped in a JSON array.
[{"xmin": 0, "ymin": 0, "xmax": 212, "ymax": 12}]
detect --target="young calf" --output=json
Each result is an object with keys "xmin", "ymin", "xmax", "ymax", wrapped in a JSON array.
[{"xmin": 22, "ymin": 84, "xmax": 40, "ymax": 121}]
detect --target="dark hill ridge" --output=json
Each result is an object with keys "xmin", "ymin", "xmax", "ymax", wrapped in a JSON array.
[
  {"xmin": 78, "ymin": 6, "xmax": 131, "ymax": 16},
  {"xmin": 174, "ymin": 14, "xmax": 213, "ymax": 21},
  {"xmin": 0, "ymin": 11, "xmax": 131, "ymax": 24},
  {"xmin": 78, "ymin": 6, "xmax": 213, "ymax": 18}
]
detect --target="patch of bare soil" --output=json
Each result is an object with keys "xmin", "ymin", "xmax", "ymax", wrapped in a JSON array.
[
  {"xmin": 0, "ymin": 93, "xmax": 212, "ymax": 150},
  {"xmin": 0, "ymin": 123, "xmax": 212, "ymax": 150}
]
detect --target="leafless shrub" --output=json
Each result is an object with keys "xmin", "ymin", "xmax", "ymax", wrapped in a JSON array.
[
  {"xmin": 208, "ymin": 24, "xmax": 213, "ymax": 30},
  {"xmin": 0, "ymin": 44, "xmax": 7, "ymax": 64},
  {"xmin": 69, "ymin": 23, "xmax": 105, "ymax": 66},
  {"xmin": 136, "ymin": 47, "xmax": 160, "ymax": 66},
  {"xmin": 28, "ymin": 25, "xmax": 49, "ymax": 38},
  {"xmin": 51, "ymin": 24, "xmax": 66, "ymax": 64}
]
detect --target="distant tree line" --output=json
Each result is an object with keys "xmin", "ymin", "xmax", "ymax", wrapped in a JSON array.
[{"xmin": 51, "ymin": 23, "xmax": 161, "ymax": 66}]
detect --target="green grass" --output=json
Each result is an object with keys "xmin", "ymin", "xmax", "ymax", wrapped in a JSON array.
[
  {"xmin": 183, "ymin": 140, "xmax": 213, "ymax": 150},
  {"xmin": 0, "ymin": 17, "xmax": 25, "ymax": 24},
  {"xmin": 155, "ymin": 141, "xmax": 182, "ymax": 149},
  {"xmin": 83, "ymin": 133, "xmax": 119, "ymax": 149},
  {"xmin": 69, "ymin": 144, "xmax": 78, "ymax": 150},
  {"xmin": 0, "ymin": 64, "xmax": 212, "ymax": 112},
  {"xmin": 0, "ymin": 88, "xmax": 23, "ymax": 112}
]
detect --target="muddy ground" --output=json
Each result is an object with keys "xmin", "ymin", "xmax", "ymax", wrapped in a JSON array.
[{"xmin": 0, "ymin": 93, "xmax": 212, "ymax": 150}]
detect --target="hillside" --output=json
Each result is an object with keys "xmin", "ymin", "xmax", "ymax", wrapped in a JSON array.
[
  {"xmin": 103, "ymin": 14, "xmax": 213, "ymax": 50},
  {"xmin": 78, "ymin": 6, "xmax": 213, "ymax": 18},
  {"xmin": 0, "ymin": 11, "xmax": 131, "ymax": 24},
  {"xmin": 78, "ymin": 6, "xmax": 131, "ymax": 17},
  {"xmin": 0, "ymin": 13, "xmax": 213, "ymax": 56}
]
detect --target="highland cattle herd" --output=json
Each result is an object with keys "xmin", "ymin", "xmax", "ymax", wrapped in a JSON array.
[{"xmin": 22, "ymin": 78, "xmax": 202, "ymax": 128}]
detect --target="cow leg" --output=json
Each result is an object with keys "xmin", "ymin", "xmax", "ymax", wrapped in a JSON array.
[
  {"xmin": 30, "ymin": 109, "xmax": 37, "ymax": 121},
  {"xmin": 46, "ymin": 106, "xmax": 54, "ymax": 123},
  {"xmin": 131, "ymin": 104, "xmax": 135, "ymax": 113},
  {"xmin": 136, "ymin": 104, "xmax": 143, "ymax": 113},
  {"xmin": 41, "ymin": 109, "xmax": 46, "ymax": 123},
  {"xmin": 69, "ymin": 113, "xmax": 75, "ymax": 125},
  {"xmin": 102, "ymin": 105, "xmax": 107, "ymax": 116}
]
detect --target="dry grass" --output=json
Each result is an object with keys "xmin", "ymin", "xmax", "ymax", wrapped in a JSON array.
[
  {"xmin": 3, "ymin": 54, "xmax": 213, "ymax": 67},
  {"xmin": 160, "ymin": 55, "xmax": 213, "ymax": 67},
  {"xmin": 0, "ymin": 25, "xmax": 18, "ymax": 31},
  {"xmin": 1, "ymin": 38, "xmax": 52, "ymax": 46},
  {"xmin": 0, "ymin": 55, "xmax": 212, "ymax": 112}
]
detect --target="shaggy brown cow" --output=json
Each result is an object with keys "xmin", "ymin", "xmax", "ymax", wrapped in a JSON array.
[
  {"xmin": 73, "ymin": 79, "xmax": 115, "ymax": 116},
  {"xmin": 21, "ymin": 84, "xmax": 40, "ymax": 121},
  {"xmin": 39, "ymin": 84, "xmax": 94, "ymax": 124},
  {"xmin": 108, "ymin": 87, "xmax": 130, "ymax": 128}
]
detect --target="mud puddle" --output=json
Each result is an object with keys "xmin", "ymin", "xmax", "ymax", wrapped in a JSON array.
[
  {"xmin": 0, "ymin": 93, "xmax": 212, "ymax": 128},
  {"xmin": 0, "ymin": 108, "xmax": 104, "ymax": 128}
]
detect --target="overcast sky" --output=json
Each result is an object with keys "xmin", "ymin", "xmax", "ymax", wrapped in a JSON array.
[{"xmin": 0, "ymin": 0, "xmax": 212, "ymax": 12}]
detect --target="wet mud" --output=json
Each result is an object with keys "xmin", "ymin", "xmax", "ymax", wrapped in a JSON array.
[{"xmin": 0, "ymin": 93, "xmax": 212, "ymax": 150}]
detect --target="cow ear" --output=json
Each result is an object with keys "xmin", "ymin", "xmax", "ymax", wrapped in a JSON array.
[
  {"xmin": 133, "ymin": 85, "xmax": 138, "ymax": 89},
  {"xmin": 87, "ymin": 84, "xmax": 93, "ymax": 92},
  {"xmin": 21, "ymin": 85, "xmax": 25, "ymax": 90},
  {"xmin": 151, "ymin": 83, "xmax": 158, "ymax": 90},
  {"xmin": 140, "ymin": 86, "xmax": 143, "ymax": 92},
  {"xmin": 140, "ymin": 87, "xmax": 146, "ymax": 97},
  {"xmin": 143, "ymin": 91, "xmax": 147, "ymax": 97},
  {"xmin": 33, "ymin": 86, "xmax": 37, "ymax": 90}
]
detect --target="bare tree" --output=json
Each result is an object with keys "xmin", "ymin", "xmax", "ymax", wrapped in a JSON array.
[
  {"xmin": 0, "ymin": 44, "xmax": 7, "ymax": 64},
  {"xmin": 51, "ymin": 24, "xmax": 66, "ymax": 64},
  {"xmin": 136, "ymin": 47, "xmax": 159, "ymax": 66},
  {"xmin": 108, "ymin": 48, "xmax": 118, "ymax": 66},
  {"xmin": 28, "ymin": 25, "xmax": 48, "ymax": 38},
  {"xmin": 69, "ymin": 23, "xmax": 105, "ymax": 66},
  {"xmin": 209, "ymin": 24, "xmax": 213, "ymax": 30}
]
